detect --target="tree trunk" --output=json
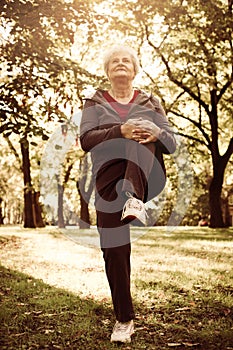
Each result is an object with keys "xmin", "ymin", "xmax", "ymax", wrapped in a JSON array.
[
  {"xmin": 208, "ymin": 163, "xmax": 225, "ymax": 228},
  {"xmin": 223, "ymin": 197, "xmax": 231, "ymax": 227},
  {"xmin": 77, "ymin": 180, "xmax": 91, "ymax": 229},
  {"xmin": 77, "ymin": 155, "xmax": 93, "ymax": 229},
  {"xmin": 56, "ymin": 163, "xmax": 74, "ymax": 229},
  {"xmin": 33, "ymin": 192, "xmax": 45, "ymax": 227},
  {"xmin": 20, "ymin": 140, "xmax": 35, "ymax": 228},
  {"xmin": 0, "ymin": 198, "xmax": 4, "ymax": 224},
  {"xmin": 57, "ymin": 182, "xmax": 65, "ymax": 228}
]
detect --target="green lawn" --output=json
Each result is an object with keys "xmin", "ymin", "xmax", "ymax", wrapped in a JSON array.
[{"xmin": 0, "ymin": 226, "xmax": 233, "ymax": 349}]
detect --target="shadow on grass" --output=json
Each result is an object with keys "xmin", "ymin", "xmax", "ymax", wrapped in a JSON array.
[
  {"xmin": 0, "ymin": 265, "xmax": 115, "ymax": 350},
  {"xmin": 1, "ymin": 265, "xmax": 233, "ymax": 350}
]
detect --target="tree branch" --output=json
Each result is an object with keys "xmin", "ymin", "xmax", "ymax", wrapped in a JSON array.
[
  {"xmin": 145, "ymin": 25, "xmax": 211, "ymax": 116},
  {"xmin": 217, "ymin": 70, "xmax": 233, "ymax": 103},
  {"xmin": 170, "ymin": 109, "xmax": 211, "ymax": 149},
  {"xmin": 167, "ymin": 91, "xmax": 186, "ymax": 113},
  {"xmin": 221, "ymin": 137, "xmax": 233, "ymax": 168},
  {"xmin": 64, "ymin": 163, "xmax": 73, "ymax": 185},
  {"xmin": 176, "ymin": 131, "xmax": 209, "ymax": 148},
  {"xmin": 4, "ymin": 136, "xmax": 22, "ymax": 171}
]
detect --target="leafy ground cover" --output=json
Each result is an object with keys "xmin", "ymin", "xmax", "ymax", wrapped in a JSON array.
[{"xmin": 0, "ymin": 226, "xmax": 233, "ymax": 349}]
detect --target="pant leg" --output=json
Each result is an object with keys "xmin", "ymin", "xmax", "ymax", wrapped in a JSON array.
[
  {"xmin": 97, "ymin": 208, "xmax": 135, "ymax": 322},
  {"xmin": 94, "ymin": 146, "xmax": 153, "ymax": 323},
  {"xmin": 122, "ymin": 141, "xmax": 156, "ymax": 201},
  {"xmin": 101, "ymin": 243, "xmax": 135, "ymax": 322}
]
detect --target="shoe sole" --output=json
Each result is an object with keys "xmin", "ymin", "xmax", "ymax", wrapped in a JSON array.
[
  {"xmin": 111, "ymin": 334, "xmax": 132, "ymax": 343},
  {"xmin": 110, "ymin": 338, "xmax": 131, "ymax": 343},
  {"xmin": 121, "ymin": 213, "xmax": 146, "ymax": 225},
  {"xmin": 121, "ymin": 214, "xmax": 136, "ymax": 224},
  {"xmin": 110, "ymin": 324, "xmax": 134, "ymax": 343}
]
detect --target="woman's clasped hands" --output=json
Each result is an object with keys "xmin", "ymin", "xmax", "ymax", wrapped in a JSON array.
[{"xmin": 121, "ymin": 118, "xmax": 161, "ymax": 144}]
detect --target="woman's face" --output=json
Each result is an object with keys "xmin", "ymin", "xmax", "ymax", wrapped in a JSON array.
[{"xmin": 107, "ymin": 51, "xmax": 135, "ymax": 83}]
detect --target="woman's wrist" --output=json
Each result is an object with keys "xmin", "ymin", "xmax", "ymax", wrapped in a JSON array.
[
  {"xmin": 120, "ymin": 123, "xmax": 125, "ymax": 137},
  {"xmin": 158, "ymin": 128, "xmax": 167, "ymax": 140}
]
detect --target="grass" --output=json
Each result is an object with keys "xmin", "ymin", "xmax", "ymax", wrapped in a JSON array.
[{"xmin": 0, "ymin": 226, "xmax": 233, "ymax": 349}]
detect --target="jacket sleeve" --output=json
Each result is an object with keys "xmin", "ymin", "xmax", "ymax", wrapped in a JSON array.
[
  {"xmin": 80, "ymin": 100, "xmax": 123, "ymax": 152},
  {"xmin": 152, "ymin": 97, "xmax": 176, "ymax": 154}
]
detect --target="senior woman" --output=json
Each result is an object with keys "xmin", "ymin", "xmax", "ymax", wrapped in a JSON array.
[{"xmin": 80, "ymin": 44, "xmax": 176, "ymax": 343}]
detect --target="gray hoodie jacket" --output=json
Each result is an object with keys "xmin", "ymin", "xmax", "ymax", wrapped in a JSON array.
[{"xmin": 80, "ymin": 89, "xmax": 176, "ymax": 201}]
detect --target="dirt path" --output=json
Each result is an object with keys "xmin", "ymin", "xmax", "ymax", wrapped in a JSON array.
[{"xmin": 0, "ymin": 226, "xmax": 111, "ymax": 301}]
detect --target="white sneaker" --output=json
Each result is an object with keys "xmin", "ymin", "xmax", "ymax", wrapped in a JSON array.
[
  {"xmin": 110, "ymin": 320, "xmax": 134, "ymax": 343},
  {"xmin": 121, "ymin": 193, "xmax": 147, "ymax": 225}
]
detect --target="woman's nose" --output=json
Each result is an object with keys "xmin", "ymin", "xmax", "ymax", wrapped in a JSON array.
[{"xmin": 118, "ymin": 62, "xmax": 126, "ymax": 66}]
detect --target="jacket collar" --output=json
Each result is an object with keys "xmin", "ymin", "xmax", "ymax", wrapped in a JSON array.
[
  {"xmin": 84, "ymin": 88, "xmax": 152, "ymax": 104},
  {"xmin": 84, "ymin": 88, "xmax": 154, "ymax": 116}
]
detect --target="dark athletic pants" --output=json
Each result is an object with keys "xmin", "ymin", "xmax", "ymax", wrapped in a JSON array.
[{"xmin": 96, "ymin": 141, "xmax": 155, "ymax": 322}]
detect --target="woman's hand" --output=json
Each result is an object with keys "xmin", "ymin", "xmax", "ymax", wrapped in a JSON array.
[
  {"xmin": 128, "ymin": 119, "xmax": 161, "ymax": 144},
  {"xmin": 120, "ymin": 121, "xmax": 138, "ymax": 139},
  {"xmin": 121, "ymin": 119, "xmax": 161, "ymax": 144},
  {"xmin": 121, "ymin": 121, "xmax": 151, "ymax": 143},
  {"xmin": 133, "ymin": 129, "xmax": 157, "ymax": 143}
]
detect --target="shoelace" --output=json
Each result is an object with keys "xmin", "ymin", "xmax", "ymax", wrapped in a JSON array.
[
  {"xmin": 114, "ymin": 322, "xmax": 132, "ymax": 332},
  {"xmin": 127, "ymin": 198, "xmax": 144, "ymax": 210}
]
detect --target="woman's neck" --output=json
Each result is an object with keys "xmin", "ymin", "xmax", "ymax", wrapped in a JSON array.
[{"xmin": 109, "ymin": 85, "xmax": 134, "ymax": 104}]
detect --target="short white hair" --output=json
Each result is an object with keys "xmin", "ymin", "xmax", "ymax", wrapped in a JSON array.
[{"xmin": 103, "ymin": 44, "xmax": 140, "ymax": 77}]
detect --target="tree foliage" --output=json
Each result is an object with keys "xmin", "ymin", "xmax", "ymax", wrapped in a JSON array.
[
  {"xmin": 107, "ymin": 0, "xmax": 233, "ymax": 227},
  {"xmin": 1, "ymin": 0, "xmax": 232, "ymax": 227},
  {"xmin": 0, "ymin": 0, "xmax": 102, "ymax": 227},
  {"xmin": 0, "ymin": 0, "xmax": 100, "ymax": 138}
]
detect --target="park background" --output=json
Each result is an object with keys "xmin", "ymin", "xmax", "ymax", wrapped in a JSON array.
[
  {"xmin": 0, "ymin": 1, "xmax": 233, "ymax": 349},
  {"xmin": 1, "ymin": 0, "xmax": 233, "ymax": 229}
]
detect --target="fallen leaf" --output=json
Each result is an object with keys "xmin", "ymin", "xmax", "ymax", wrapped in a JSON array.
[
  {"xmin": 223, "ymin": 308, "xmax": 231, "ymax": 316},
  {"xmin": 33, "ymin": 310, "xmax": 43, "ymax": 315},
  {"xmin": 175, "ymin": 307, "xmax": 190, "ymax": 312},
  {"xmin": 101, "ymin": 319, "xmax": 111, "ymax": 325},
  {"xmin": 183, "ymin": 342, "xmax": 200, "ymax": 347},
  {"xmin": 45, "ymin": 329, "xmax": 55, "ymax": 334},
  {"xmin": 189, "ymin": 301, "xmax": 196, "ymax": 306},
  {"xmin": 14, "ymin": 332, "xmax": 26, "ymax": 337}
]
